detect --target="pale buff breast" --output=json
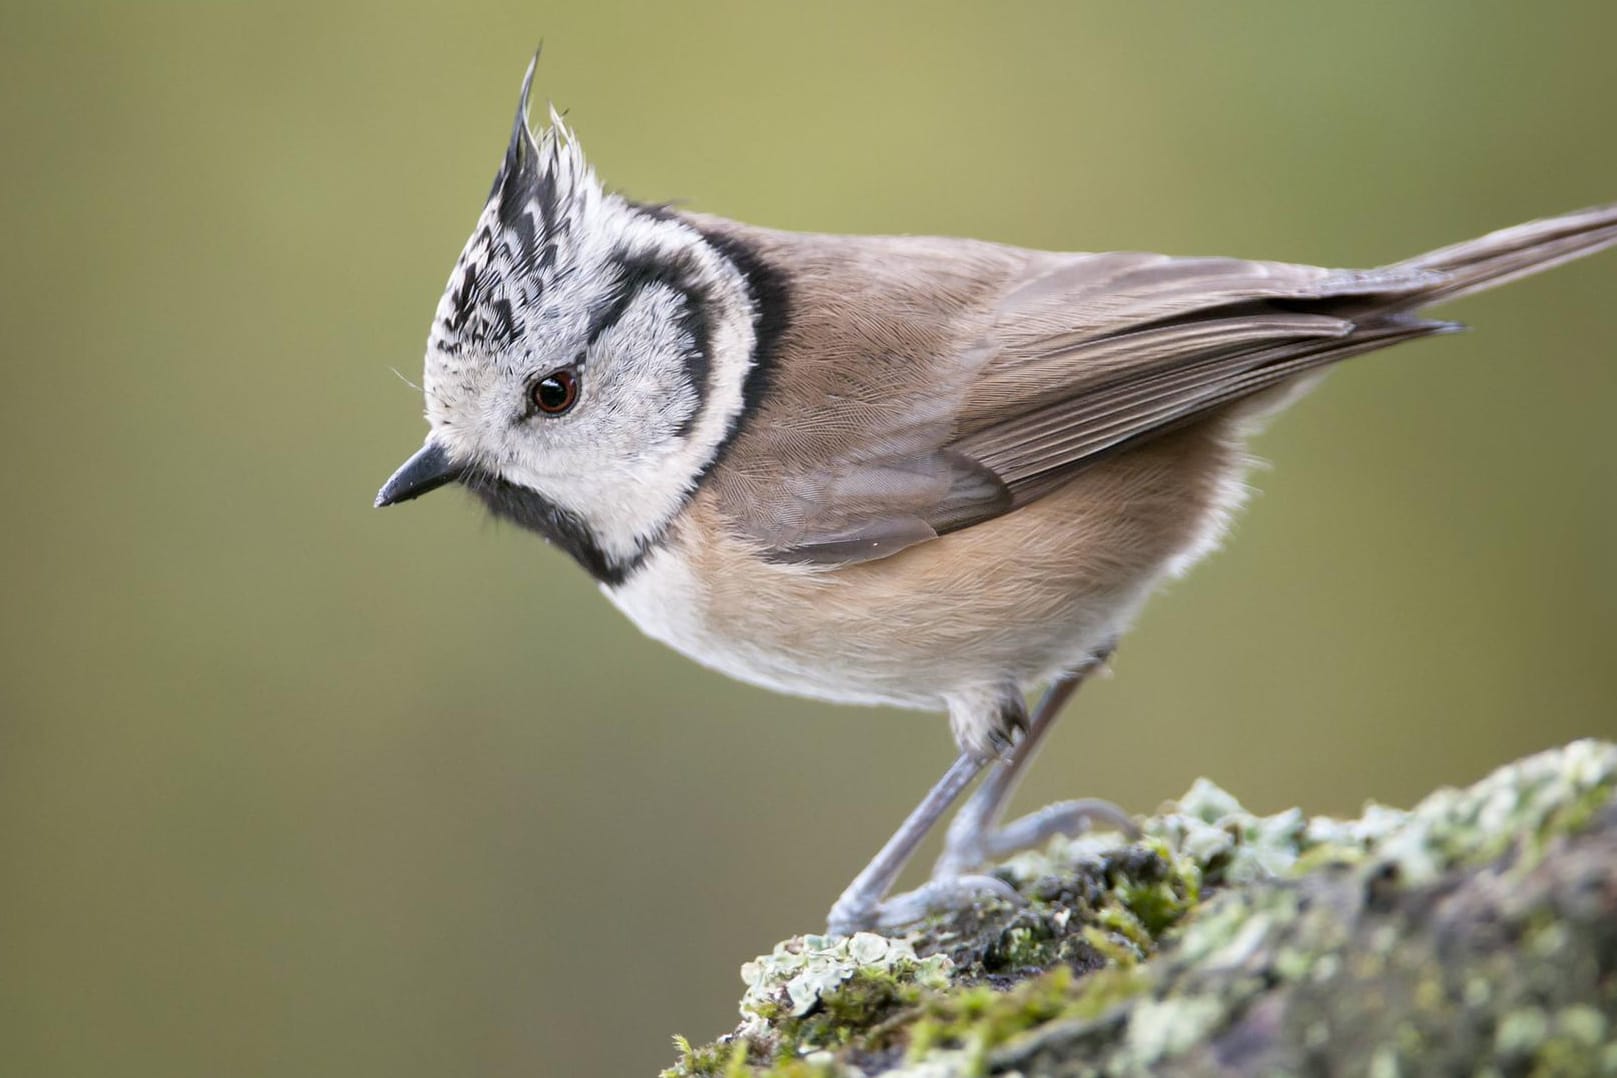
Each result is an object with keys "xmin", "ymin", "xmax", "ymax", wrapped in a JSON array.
[{"xmin": 605, "ymin": 420, "xmax": 1250, "ymax": 710}]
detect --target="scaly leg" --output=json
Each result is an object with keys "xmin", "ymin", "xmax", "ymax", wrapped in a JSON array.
[
  {"xmin": 826, "ymin": 687, "xmax": 1029, "ymax": 936},
  {"xmin": 825, "ymin": 752, "xmax": 1019, "ymax": 935},
  {"xmin": 932, "ymin": 647, "xmax": 1135, "ymax": 880}
]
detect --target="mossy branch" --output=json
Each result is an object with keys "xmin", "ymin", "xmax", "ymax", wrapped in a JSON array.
[{"xmin": 664, "ymin": 740, "xmax": 1617, "ymax": 1077}]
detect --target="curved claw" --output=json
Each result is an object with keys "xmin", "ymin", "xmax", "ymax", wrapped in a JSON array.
[{"xmin": 828, "ymin": 873, "xmax": 1024, "ymax": 937}]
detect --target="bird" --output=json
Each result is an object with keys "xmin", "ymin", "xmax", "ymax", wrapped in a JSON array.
[{"xmin": 376, "ymin": 54, "xmax": 1617, "ymax": 935}]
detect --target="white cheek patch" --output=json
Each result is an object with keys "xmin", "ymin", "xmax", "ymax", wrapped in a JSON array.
[
  {"xmin": 450, "ymin": 207, "xmax": 761, "ymax": 571},
  {"xmin": 591, "ymin": 284, "xmax": 705, "ymax": 441}
]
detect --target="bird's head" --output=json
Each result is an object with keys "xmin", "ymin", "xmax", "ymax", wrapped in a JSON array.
[{"xmin": 377, "ymin": 53, "xmax": 763, "ymax": 584}]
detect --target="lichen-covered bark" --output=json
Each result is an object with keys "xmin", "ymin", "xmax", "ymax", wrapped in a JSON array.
[{"xmin": 662, "ymin": 740, "xmax": 1617, "ymax": 1078}]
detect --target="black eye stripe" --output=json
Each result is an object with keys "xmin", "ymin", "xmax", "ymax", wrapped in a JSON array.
[
  {"xmin": 585, "ymin": 256, "xmax": 706, "ymax": 350},
  {"xmin": 582, "ymin": 255, "xmax": 714, "ymax": 440},
  {"xmin": 670, "ymin": 297, "xmax": 711, "ymax": 439}
]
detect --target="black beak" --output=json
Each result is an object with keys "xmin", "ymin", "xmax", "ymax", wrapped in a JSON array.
[{"xmin": 375, "ymin": 441, "xmax": 465, "ymax": 507}]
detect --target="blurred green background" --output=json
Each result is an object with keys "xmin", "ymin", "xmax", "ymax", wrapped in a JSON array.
[{"xmin": 3, "ymin": 3, "xmax": 1615, "ymax": 1076}]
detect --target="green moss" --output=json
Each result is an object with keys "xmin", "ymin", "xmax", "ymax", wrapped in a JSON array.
[
  {"xmin": 662, "ymin": 1034, "xmax": 748, "ymax": 1078},
  {"xmin": 1061, "ymin": 964, "xmax": 1152, "ymax": 1021},
  {"xmin": 1536, "ymin": 776, "xmax": 1617, "ymax": 850},
  {"xmin": 988, "ymin": 920, "xmax": 1074, "ymax": 972},
  {"xmin": 773, "ymin": 965, "xmax": 923, "ymax": 1058},
  {"xmin": 906, "ymin": 966, "xmax": 1076, "ymax": 1061},
  {"xmin": 1116, "ymin": 873, "xmax": 1194, "ymax": 939}
]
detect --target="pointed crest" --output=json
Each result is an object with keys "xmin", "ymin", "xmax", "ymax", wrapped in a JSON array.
[
  {"xmin": 495, "ymin": 45, "xmax": 543, "ymax": 197},
  {"xmin": 488, "ymin": 45, "xmax": 595, "ymax": 240},
  {"xmin": 433, "ymin": 46, "xmax": 608, "ymax": 358}
]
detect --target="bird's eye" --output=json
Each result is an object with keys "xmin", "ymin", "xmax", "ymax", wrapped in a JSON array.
[{"xmin": 530, "ymin": 369, "xmax": 579, "ymax": 416}]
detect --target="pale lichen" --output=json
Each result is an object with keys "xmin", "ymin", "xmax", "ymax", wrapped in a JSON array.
[
  {"xmin": 664, "ymin": 740, "xmax": 1617, "ymax": 1078},
  {"xmin": 741, "ymin": 934, "xmax": 954, "ymax": 1026}
]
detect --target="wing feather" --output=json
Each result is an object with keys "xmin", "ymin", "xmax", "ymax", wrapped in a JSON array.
[{"xmin": 957, "ymin": 318, "xmax": 1453, "ymax": 494}]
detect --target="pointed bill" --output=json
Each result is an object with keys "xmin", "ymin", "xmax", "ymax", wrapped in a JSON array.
[{"xmin": 375, "ymin": 440, "xmax": 464, "ymax": 507}]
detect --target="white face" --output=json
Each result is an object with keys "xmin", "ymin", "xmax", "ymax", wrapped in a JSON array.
[{"xmin": 418, "ymin": 118, "xmax": 758, "ymax": 581}]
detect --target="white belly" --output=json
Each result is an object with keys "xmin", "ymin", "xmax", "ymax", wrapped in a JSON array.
[{"xmin": 605, "ymin": 542, "xmax": 953, "ymax": 709}]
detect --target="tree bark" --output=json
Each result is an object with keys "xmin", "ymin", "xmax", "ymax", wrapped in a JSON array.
[{"xmin": 664, "ymin": 740, "xmax": 1617, "ymax": 1077}]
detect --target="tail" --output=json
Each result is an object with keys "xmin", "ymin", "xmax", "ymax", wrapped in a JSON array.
[{"xmin": 1392, "ymin": 202, "xmax": 1617, "ymax": 308}]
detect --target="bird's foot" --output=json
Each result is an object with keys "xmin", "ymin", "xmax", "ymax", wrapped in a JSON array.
[
  {"xmin": 826, "ymin": 873, "xmax": 1023, "ymax": 937},
  {"xmin": 931, "ymin": 797, "xmax": 1138, "ymax": 880}
]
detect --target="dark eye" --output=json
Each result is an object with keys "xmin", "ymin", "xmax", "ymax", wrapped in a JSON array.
[{"xmin": 530, "ymin": 369, "xmax": 579, "ymax": 416}]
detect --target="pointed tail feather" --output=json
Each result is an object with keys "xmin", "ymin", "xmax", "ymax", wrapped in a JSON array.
[{"xmin": 1394, "ymin": 202, "xmax": 1617, "ymax": 308}]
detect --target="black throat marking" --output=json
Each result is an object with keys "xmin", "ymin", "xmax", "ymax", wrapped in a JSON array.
[
  {"xmin": 461, "ymin": 219, "xmax": 792, "ymax": 588},
  {"xmin": 461, "ymin": 468, "xmax": 630, "ymax": 585}
]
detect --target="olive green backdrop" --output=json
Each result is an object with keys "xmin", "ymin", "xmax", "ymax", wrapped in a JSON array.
[{"xmin": 3, "ymin": 4, "xmax": 1615, "ymax": 1076}]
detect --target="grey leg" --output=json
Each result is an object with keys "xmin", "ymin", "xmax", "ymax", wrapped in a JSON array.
[
  {"xmin": 932, "ymin": 648, "xmax": 1135, "ymax": 880},
  {"xmin": 826, "ymin": 752, "xmax": 1021, "ymax": 936}
]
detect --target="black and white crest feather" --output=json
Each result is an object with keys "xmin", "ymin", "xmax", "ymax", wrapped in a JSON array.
[{"xmin": 432, "ymin": 53, "xmax": 607, "ymax": 361}]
